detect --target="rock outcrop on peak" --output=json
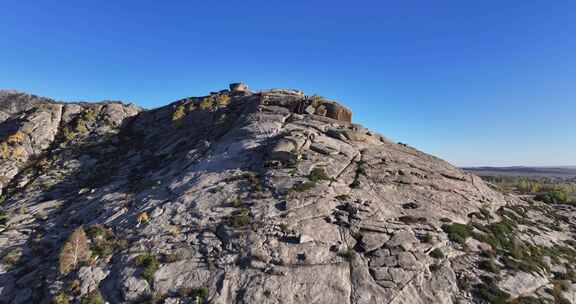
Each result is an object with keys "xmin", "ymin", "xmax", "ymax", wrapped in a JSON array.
[{"xmin": 0, "ymin": 84, "xmax": 575, "ymax": 304}]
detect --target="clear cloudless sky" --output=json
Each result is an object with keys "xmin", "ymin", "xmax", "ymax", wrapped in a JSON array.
[{"xmin": 1, "ymin": 0, "xmax": 575, "ymax": 166}]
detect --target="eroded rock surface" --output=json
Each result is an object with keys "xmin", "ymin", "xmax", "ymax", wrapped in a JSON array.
[{"xmin": 0, "ymin": 86, "xmax": 575, "ymax": 304}]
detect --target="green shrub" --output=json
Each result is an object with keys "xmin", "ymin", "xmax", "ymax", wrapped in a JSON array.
[
  {"xmin": 83, "ymin": 108, "xmax": 98, "ymax": 122},
  {"xmin": 178, "ymin": 287, "xmax": 209, "ymax": 302},
  {"xmin": 429, "ymin": 248, "xmax": 445, "ymax": 259},
  {"xmin": 429, "ymin": 264, "xmax": 442, "ymax": 272},
  {"xmin": 535, "ymin": 190, "xmax": 569, "ymax": 204},
  {"xmin": 75, "ymin": 118, "xmax": 89, "ymax": 134},
  {"xmin": 230, "ymin": 208, "xmax": 250, "ymax": 227},
  {"xmin": 479, "ymin": 258, "xmax": 500, "ymax": 274},
  {"xmin": 441, "ymin": 223, "xmax": 472, "ymax": 244},
  {"xmin": 308, "ymin": 168, "xmax": 330, "ymax": 183},
  {"xmin": 51, "ymin": 293, "xmax": 70, "ymax": 304},
  {"xmin": 86, "ymin": 225, "xmax": 124, "ymax": 258},
  {"xmin": 422, "ymin": 233, "xmax": 433, "ymax": 243},
  {"xmin": 478, "ymin": 207, "xmax": 493, "ymax": 220},
  {"xmin": 134, "ymin": 253, "xmax": 159, "ymax": 284},
  {"xmin": 62, "ymin": 127, "xmax": 76, "ymax": 141},
  {"xmin": 279, "ymin": 223, "xmax": 289, "ymax": 232},
  {"xmin": 191, "ymin": 287, "xmax": 209, "ymax": 302},
  {"xmin": 230, "ymin": 197, "xmax": 243, "ymax": 208},
  {"xmin": 86, "ymin": 225, "xmax": 110, "ymax": 239},
  {"xmin": 291, "ymin": 181, "xmax": 315, "ymax": 192},
  {"xmin": 474, "ymin": 282, "xmax": 510, "ymax": 304},
  {"xmin": 349, "ymin": 161, "xmax": 366, "ymax": 189},
  {"xmin": 472, "ymin": 219, "xmax": 516, "ymax": 252},
  {"xmin": 338, "ymin": 248, "xmax": 354, "ymax": 261}
]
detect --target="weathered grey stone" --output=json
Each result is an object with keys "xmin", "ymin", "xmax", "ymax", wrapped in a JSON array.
[
  {"xmin": 324, "ymin": 102, "xmax": 352, "ymax": 122},
  {"xmin": 359, "ymin": 232, "xmax": 390, "ymax": 252},
  {"xmin": 397, "ymin": 252, "xmax": 420, "ymax": 270},
  {"xmin": 342, "ymin": 130, "xmax": 369, "ymax": 142},
  {"xmin": 386, "ymin": 231, "xmax": 418, "ymax": 251},
  {"xmin": 270, "ymin": 139, "xmax": 297, "ymax": 161},
  {"xmin": 304, "ymin": 105, "xmax": 316, "ymax": 115},
  {"xmin": 298, "ymin": 234, "xmax": 314, "ymax": 243},
  {"xmin": 12, "ymin": 288, "xmax": 31, "ymax": 304},
  {"xmin": 310, "ymin": 143, "xmax": 339, "ymax": 155},
  {"xmin": 120, "ymin": 268, "xmax": 150, "ymax": 302},
  {"xmin": 78, "ymin": 266, "xmax": 109, "ymax": 296},
  {"xmin": 370, "ymin": 267, "xmax": 389, "ymax": 281},
  {"xmin": 499, "ymin": 271, "xmax": 549, "ymax": 298},
  {"xmin": 0, "ymin": 85, "xmax": 562, "ymax": 304},
  {"xmin": 388, "ymin": 268, "xmax": 414, "ymax": 285},
  {"xmin": 369, "ymin": 255, "xmax": 397, "ymax": 268},
  {"xmin": 0, "ymin": 272, "xmax": 15, "ymax": 303}
]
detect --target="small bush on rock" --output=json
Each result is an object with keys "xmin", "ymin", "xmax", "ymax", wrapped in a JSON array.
[
  {"xmin": 441, "ymin": 223, "xmax": 472, "ymax": 244},
  {"xmin": 308, "ymin": 168, "xmax": 330, "ymax": 183},
  {"xmin": 179, "ymin": 287, "xmax": 209, "ymax": 302},
  {"xmin": 216, "ymin": 94, "xmax": 230, "ymax": 107},
  {"xmin": 534, "ymin": 190, "xmax": 569, "ymax": 205},
  {"xmin": 134, "ymin": 253, "xmax": 159, "ymax": 284},
  {"xmin": 199, "ymin": 97, "xmax": 213, "ymax": 110},
  {"xmin": 0, "ymin": 142, "xmax": 9, "ymax": 159},
  {"xmin": 474, "ymin": 282, "xmax": 510, "ymax": 304},
  {"xmin": 479, "ymin": 258, "xmax": 500, "ymax": 274},
  {"xmin": 51, "ymin": 293, "xmax": 70, "ymax": 304},
  {"xmin": 230, "ymin": 208, "xmax": 250, "ymax": 227},
  {"xmin": 291, "ymin": 181, "xmax": 315, "ymax": 192},
  {"xmin": 338, "ymin": 248, "xmax": 354, "ymax": 261},
  {"xmin": 172, "ymin": 104, "xmax": 187, "ymax": 128},
  {"xmin": 429, "ymin": 248, "xmax": 445, "ymax": 259},
  {"xmin": 191, "ymin": 287, "xmax": 209, "ymax": 302},
  {"xmin": 422, "ymin": 233, "xmax": 433, "ymax": 243}
]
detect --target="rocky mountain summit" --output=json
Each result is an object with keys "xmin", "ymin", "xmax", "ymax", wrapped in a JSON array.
[{"xmin": 1, "ymin": 84, "xmax": 575, "ymax": 304}]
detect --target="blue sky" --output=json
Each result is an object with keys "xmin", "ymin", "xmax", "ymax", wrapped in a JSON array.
[{"xmin": 1, "ymin": 1, "xmax": 575, "ymax": 166}]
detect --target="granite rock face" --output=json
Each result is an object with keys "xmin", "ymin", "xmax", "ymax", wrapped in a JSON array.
[{"xmin": 0, "ymin": 86, "xmax": 575, "ymax": 304}]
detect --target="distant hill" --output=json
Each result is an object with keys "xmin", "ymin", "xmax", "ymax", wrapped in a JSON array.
[{"xmin": 462, "ymin": 166, "xmax": 576, "ymax": 178}]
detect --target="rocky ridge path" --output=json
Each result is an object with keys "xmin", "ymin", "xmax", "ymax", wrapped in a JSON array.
[{"xmin": 0, "ymin": 85, "xmax": 575, "ymax": 304}]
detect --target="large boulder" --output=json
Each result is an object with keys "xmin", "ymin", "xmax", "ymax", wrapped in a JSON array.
[{"xmin": 323, "ymin": 102, "xmax": 352, "ymax": 122}]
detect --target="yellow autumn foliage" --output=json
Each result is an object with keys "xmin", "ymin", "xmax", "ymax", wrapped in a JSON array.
[
  {"xmin": 59, "ymin": 227, "xmax": 91, "ymax": 274},
  {"xmin": 6, "ymin": 131, "xmax": 25, "ymax": 145}
]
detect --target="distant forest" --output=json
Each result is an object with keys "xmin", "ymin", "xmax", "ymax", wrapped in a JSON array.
[{"xmin": 474, "ymin": 174, "xmax": 576, "ymax": 205}]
